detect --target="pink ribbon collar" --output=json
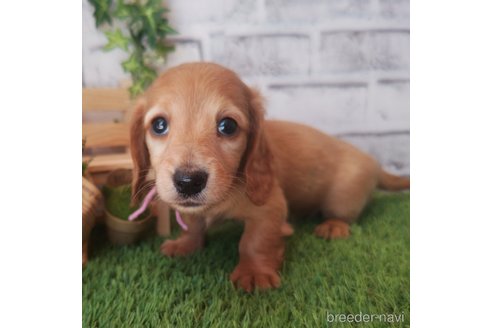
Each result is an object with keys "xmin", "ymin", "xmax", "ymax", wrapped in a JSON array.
[{"xmin": 128, "ymin": 186, "xmax": 188, "ymax": 231}]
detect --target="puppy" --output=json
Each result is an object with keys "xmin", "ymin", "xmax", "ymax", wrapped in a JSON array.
[{"xmin": 129, "ymin": 62, "xmax": 409, "ymax": 292}]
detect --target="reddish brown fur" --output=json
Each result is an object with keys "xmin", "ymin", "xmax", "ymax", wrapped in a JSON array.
[{"xmin": 129, "ymin": 62, "xmax": 410, "ymax": 292}]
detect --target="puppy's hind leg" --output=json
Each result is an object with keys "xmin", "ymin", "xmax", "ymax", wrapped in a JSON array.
[{"xmin": 314, "ymin": 168, "xmax": 377, "ymax": 240}]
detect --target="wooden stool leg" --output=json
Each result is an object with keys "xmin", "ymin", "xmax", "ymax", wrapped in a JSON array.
[{"xmin": 156, "ymin": 201, "xmax": 171, "ymax": 236}]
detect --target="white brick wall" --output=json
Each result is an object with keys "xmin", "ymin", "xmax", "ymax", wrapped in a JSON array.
[
  {"xmin": 82, "ymin": 0, "xmax": 410, "ymax": 175},
  {"xmin": 210, "ymin": 34, "xmax": 311, "ymax": 76}
]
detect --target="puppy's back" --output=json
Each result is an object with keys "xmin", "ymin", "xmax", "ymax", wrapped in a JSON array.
[{"xmin": 265, "ymin": 120, "xmax": 379, "ymax": 212}]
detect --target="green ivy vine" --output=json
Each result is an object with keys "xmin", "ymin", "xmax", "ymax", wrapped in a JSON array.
[{"xmin": 88, "ymin": 0, "xmax": 177, "ymax": 96}]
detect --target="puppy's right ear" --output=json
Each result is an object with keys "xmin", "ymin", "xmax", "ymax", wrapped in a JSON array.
[{"xmin": 129, "ymin": 99, "xmax": 150, "ymax": 205}]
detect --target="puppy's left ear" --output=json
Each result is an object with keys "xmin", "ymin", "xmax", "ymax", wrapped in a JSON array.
[
  {"xmin": 129, "ymin": 99, "xmax": 151, "ymax": 205},
  {"xmin": 243, "ymin": 88, "xmax": 274, "ymax": 206}
]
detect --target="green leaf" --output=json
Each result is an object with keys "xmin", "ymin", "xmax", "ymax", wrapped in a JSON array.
[
  {"xmin": 129, "ymin": 82, "xmax": 145, "ymax": 97},
  {"xmin": 155, "ymin": 43, "xmax": 175, "ymax": 57},
  {"xmin": 127, "ymin": 63, "xmax": 158, "ymax": 97},
  {"xmin": 114, "ymin": 0, "xmax": 131, "ymax": 19},
  {"xmin": 143, "ymin": 7, "xmax": 157, "ymax": 29},
  {"xmin": 122, "ymin": 54, "xmax": 141, "ymax": 73},
  {"xmin": 140, "ymin": 66, "xmax": 158, "ymax": 83},
  {"xmin": 88, "ymin": 0, "xmax": 113, "ymax": 27},
  {"xmin": 157, "ymin": 24, "xmax": 178, "ymax": 35},
  {"xmin": 142, "ymin": 7, "xmax": 158, "ymax": 47},
  {"xmin": 103, "ymin": 29, "xmax": 130, "ymax": 51}
]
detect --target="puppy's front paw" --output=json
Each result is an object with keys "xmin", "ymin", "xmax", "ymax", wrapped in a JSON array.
[
  {"xmin": 314, "ymin": 219, "xmax": 350, "ymax": 240},
  {"xmin": 230, "ymin": 264, "xmax": 281, "ymax": 292},
  {"xmin": 160, "ymin": 238, "xmax": 203, "ymax": 257}
]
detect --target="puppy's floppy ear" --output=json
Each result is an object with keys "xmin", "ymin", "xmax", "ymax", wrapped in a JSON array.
[
  {"xmin": 129, "ymin": 99, "xmax": 151, "ymax": 205},
  {"xmin": 243, "ymin": 88, "xmax": 274, "ymax": 206}
]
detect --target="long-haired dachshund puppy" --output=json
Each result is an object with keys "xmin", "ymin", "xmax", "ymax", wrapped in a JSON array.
[{"xmin": 129, "ymin": 62, "xmax": 409, "ymax": 292}]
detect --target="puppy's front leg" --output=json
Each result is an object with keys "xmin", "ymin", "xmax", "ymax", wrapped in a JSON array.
[
  {"xmin": 230, "ymin": 199, "xmax": 289, "ymax": 292},
  {"xmin": 160, "ymin": 214, "xmax": 206, "ymax": 257}
]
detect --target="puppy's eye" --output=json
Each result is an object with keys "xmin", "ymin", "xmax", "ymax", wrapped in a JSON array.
[
  {"xmin": 217, "ymin": 117, "xmax": 238, "ymax": 136},
  {"xmin": 151, "ymin": 117, "xmax": 169, "ymax": 135}
]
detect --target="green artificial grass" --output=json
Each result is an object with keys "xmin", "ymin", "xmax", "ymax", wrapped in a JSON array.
[{"xmin": 83, "ymin": 192, "xmax": 410, "ymax": 327}]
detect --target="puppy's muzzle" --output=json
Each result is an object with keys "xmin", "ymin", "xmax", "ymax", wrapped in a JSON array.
[{"xmin": 173, "ymin": 168, "xmax": 208, "ymax": 197}]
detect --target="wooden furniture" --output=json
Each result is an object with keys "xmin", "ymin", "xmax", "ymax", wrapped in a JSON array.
[
  {"xmin": 82, "ymin": 88, "xmax": 171, "ymax": 236},
  {"xmin": 83, "ymin": 88, "xmax": 133, "ymax": 184}
]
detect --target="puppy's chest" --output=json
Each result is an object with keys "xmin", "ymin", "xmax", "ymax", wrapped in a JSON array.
[
  {"xmin": 204, "ymin": 195, "xmax": 248, "ymax": 226},
  {"xmin": 204, "ymin": 215, "xmax": 228, "ymax": 229},
  {"xmin": 204, "ymin": 207, "xmax": 240, "ymax": 229}
]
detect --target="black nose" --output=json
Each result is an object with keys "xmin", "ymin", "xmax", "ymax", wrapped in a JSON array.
[{"xmin": 173, "ymin": 169, "xmax": 208, "ymax": 197}]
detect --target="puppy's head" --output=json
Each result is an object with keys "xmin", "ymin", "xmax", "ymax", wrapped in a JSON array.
[{"xmin": 130, "ymin": 63, "xmax": 273, "ymax": 214}]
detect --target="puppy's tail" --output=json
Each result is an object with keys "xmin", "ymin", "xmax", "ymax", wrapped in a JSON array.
[{"xmin": 377, "ymin": 169, "xmax": 410, "ymax": 191}]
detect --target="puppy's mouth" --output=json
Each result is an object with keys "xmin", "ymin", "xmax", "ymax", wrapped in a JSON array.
[{"xmin": 176, "ymin": 200, "xmax": 203, "ymax": 208}]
